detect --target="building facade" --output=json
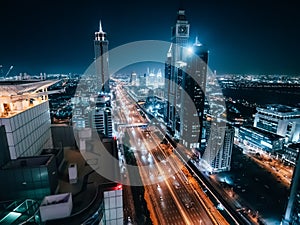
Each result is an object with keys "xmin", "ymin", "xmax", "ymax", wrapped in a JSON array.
[
  {"xmin": 202, "ymin": 122, "xmax": 234, "ymax": 173},
  {"xmin": 254, "ymin": 104, "xmax": 300, "ymax": 143},
  {"xmin": 282, "ymin": 151, "xmax": 300, "ymax": 225},
  {"xmin": 165, "ymin": 9, "xmax": 190, "ymax": 134},
  {"xmin": 180, "ymin": 37, "xmax": 208, "ymax": 149},
  {"xmin": 238, "ymin": 126, "xmax": 284, "ymax": 153},
  {"xmin": 101, "ymin": 184, "xmax": 123, "ymax": 225},
  {"xmin": 282, "ymin": 143, "xmax": 300, "ymax": 166},
  {"xmin": 0, "ymin": 81, "xmax": 56, "ymax": 160},
  {"xmin": 94, "ymin": 21, "xmax": 110, "ymax": 93},
  {"xmin": 91, "ymin": 107, "xmax": 113, "ymax": 138},
  {"xmin": 72, "ymin": 92, "xmax": 112, "ymax": 138},
  {"xmin": 165, "ymin": 9, "xmax": 208, "ymax": 151},
  {"xmin": 0, "ymin": 155, "xmax": 58, "ymax": 201}
]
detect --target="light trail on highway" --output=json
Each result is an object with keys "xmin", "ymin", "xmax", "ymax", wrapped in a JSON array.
[{"xmin": 114, "ymin": 83, "xmax": 232, "ymax": 225}]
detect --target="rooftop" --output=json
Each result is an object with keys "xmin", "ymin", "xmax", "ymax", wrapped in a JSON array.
[
  {"xmin": 1, "ymin": 155, "xmax": 54, "ymax": 169},
  {"xmin": 0, "ymin": 80, "xmax": 59, "ymax": 118},
  {"xmin": 257, "ymin": 104, "xmax": 300, "ymax": 117},
  {"xmin": 0, "ymin": 80, "xmax": 59, "ymax": 96}
]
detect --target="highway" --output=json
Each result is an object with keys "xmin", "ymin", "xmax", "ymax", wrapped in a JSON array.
[{"xmin": 114, "ymin": 84, "xmax": 230, "ymax": 225}]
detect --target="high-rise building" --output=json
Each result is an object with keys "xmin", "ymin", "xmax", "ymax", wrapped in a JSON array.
[
  {"xmin": 157, "ymin": 69, "xmax": 164, "ymax": 88},
  {"xmin": 202, "ymin": 121, "xmax": 234, "ymax": 173},
  {"xmin": 254, "ymin": 104, "xmax": 300, "ymax": 143},
  {"xmin": 165, "ymin": 9, "xmax": 190, "ymax": 134},
  {"xmin": 180, "ymin": 37, "xmax": 208, "ymax": 149},
  {"xmin": 165, "ymin": 10, "xmax": 208, "ymax": 151},
  {"xmin": 73, "ymin": 94, "xmax": 112, "ymax": 138},
  {"xmin": 94, "ymin": 21, "xmax": 110, "ymax": 93},
  {"xmin": 91, "ymin": 107, "xmax": 112, "ymax": 137},
  {"xmin": 282, "ymin": 151, "xmax": 300, "ymax": 225},
  {"xmin": 139, "ymin": 73, "xmax": 147, "ymax": 87},
  {"xmin": 164, "ymin": 43, "xmax": 173, "ymax": 125},
  {"xmin": 0, "ymin": 80, "xmax": 56, "ymax": 160},
  {"xmin": 146, "ymin": 69, "xmax": 156, "ymax": 87},
  {"xmin": 131, "ymin": 72, "xmax": 137, "ymax": 86}
]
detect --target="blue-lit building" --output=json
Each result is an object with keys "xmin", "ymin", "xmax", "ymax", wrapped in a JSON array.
[
  {"xmin": 165, "ymin": 9, "xmax": 190, "ymax": 135},
  {"xmin": 282, "ymin": 143, "xmax": 300, "ymax": 165},
  {"xmin": 180, "ymin": 37, "xmax": 208, "ymax": 149},
  {"xmin": 0, "ymin": 199, "xmax": 41, "ymax": 224},
  {"xmin": 238, "ymin": 126, "xmax": 284, "ymax": 152},
  {"xmin": 203, "ymin": 123, "xmax": 234, "ymax": 173},
  {"xmin": 164, "ymin": 10, "xmax": 208, "ymax": 151},
  {"xmin": 254, "ymin": 104, "xmax": 300, "ymax": 143}
]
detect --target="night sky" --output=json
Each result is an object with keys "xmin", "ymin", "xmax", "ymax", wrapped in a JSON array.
[{"xmin": 0, "ymin": 0, "xmax": 299, "ymax": 75}]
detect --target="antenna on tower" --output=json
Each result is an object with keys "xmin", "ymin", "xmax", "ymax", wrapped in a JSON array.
[
  {"xmin": 194, "ymin": 36, "xmax": 202, "ymax": 46},
  {"xmin": 167, "ymin": 43, "xmax": 173, "ymax": 57},
  {"xmin": 179, "ymin": 0, "xmax": 184, "ymax": 10},
  {"xmin": 99, "ymin": 20, "xmax": 103, "ymax": 33}
]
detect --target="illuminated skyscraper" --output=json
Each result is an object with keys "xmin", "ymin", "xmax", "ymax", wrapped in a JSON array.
[
  {"xmin": 180, "ymin": 37, "xmax": 208, "ymax": 149},
  {"xmin": 165, "ymin": 9, "xmax": 190, "ymax": 135},
  {"xmin": 282, "ymin": 151, "xmax": 300, "ymax": 225},
  {"xmin": 204, "ymin": 123, "xmax": 234, "ymax": 172},
  {"xmin": 94, "ymin": 21, "xmax": 110, "ymax": 93},
  {"xmin": 131, "ymin": 72, "xmax": 137, "ymax": 86},
  {"xmin": 165, "ymin": 10, "xmax": 208, "ymax": 152},
  {"xmin": 164, "ymin": 43, "xmax": 173, "ymax": 125}
]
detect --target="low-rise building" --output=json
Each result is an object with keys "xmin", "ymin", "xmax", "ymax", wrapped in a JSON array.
[
  {"xmin": 238, "ymin": 126, "xmax": 284, "ymax": 153},
  {"xmin": 282, "ymin": 143, "xmax": 300, "ymax": 165},
  {"xmin": 0, "ymin": 155, "xmax": 58, "ymax": 201},
  {"xmin": 254, "ymin": 104, "xmax": 300, "ymax": 143}
]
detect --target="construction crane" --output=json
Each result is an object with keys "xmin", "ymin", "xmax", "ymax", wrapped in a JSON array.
[{"xmin": 5, "ymin": 65, "xmax": 13, "ymax": 78}]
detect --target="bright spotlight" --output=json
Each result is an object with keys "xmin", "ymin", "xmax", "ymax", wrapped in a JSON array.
[{"xmin": 187, "ymin": 46, "xmax": 193, "ymax": 55}]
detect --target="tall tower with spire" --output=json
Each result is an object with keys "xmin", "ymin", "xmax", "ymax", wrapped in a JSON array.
[
  {"xmin": 165, "ymin": 10, "xmax": 209, "ymax": 153},
  {"xmin": 165, "ymin": 9, "xmax": 190, "ymax": 135},
  {"xmin": 94, "ymin": 20, "xmax": 110, "ymax": 93}
]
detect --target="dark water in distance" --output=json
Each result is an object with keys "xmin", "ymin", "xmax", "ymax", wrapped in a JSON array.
[{"xmin": 222, "ymin": 88, "xmax": 300, "ymax": 106}]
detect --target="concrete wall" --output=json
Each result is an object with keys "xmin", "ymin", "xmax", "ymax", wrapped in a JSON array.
[
  {"xmin": 51, "ymin": 125, "xmax": 77, "ymax": 148},
  {"xmin": 40, "ymin": 193, "xmax": 73, "ymax": 222}
]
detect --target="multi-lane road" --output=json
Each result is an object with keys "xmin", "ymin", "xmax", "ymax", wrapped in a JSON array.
[{"xmin": 114, "ymin": 84, "xmax": 231, "ymax": 225}]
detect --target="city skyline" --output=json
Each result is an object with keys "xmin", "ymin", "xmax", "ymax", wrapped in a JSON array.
[
  {"xmin": 0, "ymin": 5, "xmax": 300, "ymax": 224},
  {"xmin": 0, "ymin": 0, "xmax": 300, "ymax": 75}
]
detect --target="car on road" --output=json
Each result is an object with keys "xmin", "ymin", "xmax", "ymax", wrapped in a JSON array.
[
  {"xmin": 185, "ymin": 201, "xmax": 194, "ymax": 209},
  {"xmin": 173, "ymin": 180, "xmax": 180, "ymax": 189}
]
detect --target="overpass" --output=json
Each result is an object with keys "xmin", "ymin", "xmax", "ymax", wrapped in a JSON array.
[{"xmin": 117, "ymin": 122, "xmax": 148, "ymax": 128}]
